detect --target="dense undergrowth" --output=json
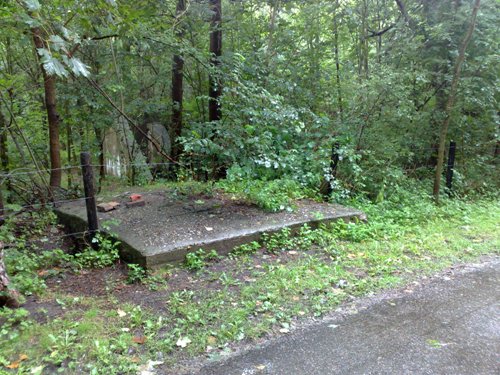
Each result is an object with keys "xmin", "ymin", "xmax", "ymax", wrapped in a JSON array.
[{"xmin": 0, "ymin": 180, "xmax": 499, "ymax": 374}]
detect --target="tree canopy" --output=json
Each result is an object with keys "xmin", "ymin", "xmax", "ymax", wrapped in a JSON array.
[{"xmin": 0, "ymin": 0, "xmax": 498, "ymax": 202}]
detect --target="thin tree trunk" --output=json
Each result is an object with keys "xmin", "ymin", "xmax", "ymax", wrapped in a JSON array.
[
  {"xmin": 208, "ymin": 0, "xmax": 222, "ymax": 123},
  {"xmin": 0, "ymin": 109, "xmax": 8, "ymax": 174},
  {"xmin": 376, "ymin": 0, "xmax": 382, "ymax": 64},
  {"xmin": 267, "ymin": 0, "xmax": 280, "ymax": 65},
  {"xmin": 395, "ymin": 0, "xmax": 410, "ymax": 24},
  {"xmin": 0, "ymin": 110, "xmax": 6, "ymax": 224},
  {"xmin": 333, "ymin": 0, "xmax": 343, "ymax": 119},
  {"xmin": 171, "ymin": 0, "xmax": 187, "ymax": 163},
  {"xmin": 433, "ymin": 0, "xmax": 481, "ymax": 202},
  {"xmin": 358, "ymin": 0, "xmax": 369, "ymax": 78},
  {"xmin": 0, "ymin": 189, "xmax": 4, "ymax": 225},
  {"xmin": 208, "ymin": 0, "xmax": 225, "ymax": 179},
  {"xmin": 94, "ymin": 126, "xmax": 105, "ymax": 192},
  {"xmin": 32, "ymin": 27, "xmax": 62, "ymax": 188}
]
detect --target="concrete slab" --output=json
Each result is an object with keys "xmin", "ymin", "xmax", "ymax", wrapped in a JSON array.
[{"xmin": 55, "ymin": 191, "xmax": 364, "ymax": 267}]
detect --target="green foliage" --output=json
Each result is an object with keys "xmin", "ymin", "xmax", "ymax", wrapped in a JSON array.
[
  {"xmin": 170, "ymin": 180, "xmax": 215, "ymax": 198},
  {"xmin": 1, "ymin": 213, "xmax": 121, "ymax": 297},
  {"xmin": 0, "ymin": 308, "xmax": 30, "ymax": 341},
  {"xmin": 262, "ymin": 228, "xmax": 295, "ymax": 253},
  {"xmin": 1, "ymin": 0, "xmax": 498, "ymax": 202},
  {"xmin": 181, "ymin": 59, "xmax": 330, "ymax": 185},
  {"xmin": 230, "ymin": 241, "xmax": 261, "ymax": 257},
  {"xmin": 74, "ymin": 234, "xmax": 120, "ymax": 269},
  {"xmin": 218, "ymin": 178, "xmax": 316, "ymax": 212},
  {"xmin": 184, "ymin": 249, "xmax": 220, "ymax": 271},
  {"xmin": 126, "ymin": 264, "xmax": 146, "ymax": 284}
]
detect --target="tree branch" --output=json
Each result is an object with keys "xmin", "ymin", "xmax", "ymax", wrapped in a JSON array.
[{"xmin": 366, "ymin": 23, "xmax": 396, "ymax": 38}]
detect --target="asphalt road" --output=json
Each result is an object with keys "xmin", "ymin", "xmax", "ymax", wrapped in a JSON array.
[{"xmin": 198, "ymin": 260, "xmax": 500, "ymax": 375}]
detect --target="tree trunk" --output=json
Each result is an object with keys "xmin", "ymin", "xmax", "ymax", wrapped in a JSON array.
[
  {"xmin": 32, "ymin": 27, "xmax": 62, "ymax": 188},
  {"xmin": 1, "ymin": 104, "xmax": 11, "ymax": 212},
  {"xmin": 94, "ymin": 126, "xmax": 106, "ymax": 191},
  {"xmin": 267, "ymin": 0, "xmax": 279, "ymax": 61},
  {"xmin": 358, "ymin": 0, "xmax": 369, "ymax": 78},
  {"xmin": 395, "ymin": 0, "xmax": 410, "ymax": 25},
  {"xmin": 208, "ymin": 0, "xmax": 222, "ymax": 123},
  {"xmin": 433, "ymin": 0, "xmax": 481, "ymax": 203},
  {"xmin": 171, "ymin": 0, "xmax": 187, "ymax": 163},
  {"xmin": 0, "ymin": 110, "xmax": 8, "ymax": 172},
  {"xmin": 0, "ymin": 243, "xmax": 20, "ymax": 308},
  {"xmin": 0, "ymin": 115, "xmax": 5, "ymax": 222},
  {"xmin": 333, "ymin": 0, "xmax": 343, "ymax": 119}
]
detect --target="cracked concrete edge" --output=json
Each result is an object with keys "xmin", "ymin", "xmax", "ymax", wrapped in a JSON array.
[{"xmin": 145, "ymin": 211, "xmax": 365, "ymax": 266}]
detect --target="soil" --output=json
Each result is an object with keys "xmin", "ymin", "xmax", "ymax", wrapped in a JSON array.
[{"xmin": 43, "ymin": 246, "xmax": 309, "ymax": 314}]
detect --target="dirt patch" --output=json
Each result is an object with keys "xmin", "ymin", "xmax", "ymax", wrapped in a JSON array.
[
  {"xmin": 22, "ymin": 297, "xmax": 65, "ymax": 324},
  {"xmin": 46, "ymin": 264, "xmax": 129, "ymax": 297},
  {"xmin": 37, "ymin": 245, "xmax": 316, "ymax": 315}
]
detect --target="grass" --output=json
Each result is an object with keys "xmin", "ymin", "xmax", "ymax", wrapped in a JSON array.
[{"xmin": 0, "ymin": 191, "xmax": 499, "ymax": 374}]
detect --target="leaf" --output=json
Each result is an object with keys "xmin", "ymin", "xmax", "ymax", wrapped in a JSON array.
[
  {"xmin": 63, "ymin": 57, "xmax": 91, "ymax": 77},
  {"xmin": 207, "ymin": 336, "xmax": 217, "ymax": 345},
  {"xmin": 6, "ymin": 361, "xmax": 20, "ymax": 369},
  {"xmin": 49, "ymin": 35, "xmax": 67, "ymax": 52},
  {"xmin": 30, "ymin": 365, "xmax": 45, "ymax": 375},
  {"xmin": 133, "ymin": 335, "xmax": 147, "ymax": 344},
  {"xmin": 37, "ymin": 49, "xmax": 68, "ymax": 77},
  {"xmin": 138, "ymin": 360, "xmax": 164, "ymax": 375},
  {"xmin": 6, "ymin": 353, "xmax": 28, "ymax": 368},
  {"xmin": 23, "ymin": 0, "xmax": 41, "ymax": 11},
  {"xmin": 427, "ymin": 339, "xmax": 443, "ymax": 348},
  {"xmin": 176, "ymin": 337, "xmax": 191, "ymax": 348}
]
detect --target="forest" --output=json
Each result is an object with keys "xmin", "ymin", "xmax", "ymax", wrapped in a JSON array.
[
  {"xmin": 0, "ymin": 0, "xmax": 499, "ymax": 373},
  {"xmin": 0, "ymin": 0, "xmax": 497, "ymax": 203}
]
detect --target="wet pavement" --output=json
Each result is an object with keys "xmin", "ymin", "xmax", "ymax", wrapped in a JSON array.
[{"xmin": 198, "ymin": 260, "xmax": 500, "ymax": 375}]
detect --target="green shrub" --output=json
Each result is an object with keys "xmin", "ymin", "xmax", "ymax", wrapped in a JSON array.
[
  {"xmin": 184, "ymin": 249, "xmax": 220, "ymax": 271},
  {"xmin": 74, "ymin": 234, "xmax": 120, "ymax": 269},
  {"xmin": 218, "ymin": 178, "xmax": 316, "ymax": 212},
  {"xmin": 126, "ymin": 264, "xmax": 147, "ymax": 284}
]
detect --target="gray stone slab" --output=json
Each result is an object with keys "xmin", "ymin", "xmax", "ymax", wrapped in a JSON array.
[{"xmin": 55, "ymin": 191, "xmax": 364, "ymax": 267}]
